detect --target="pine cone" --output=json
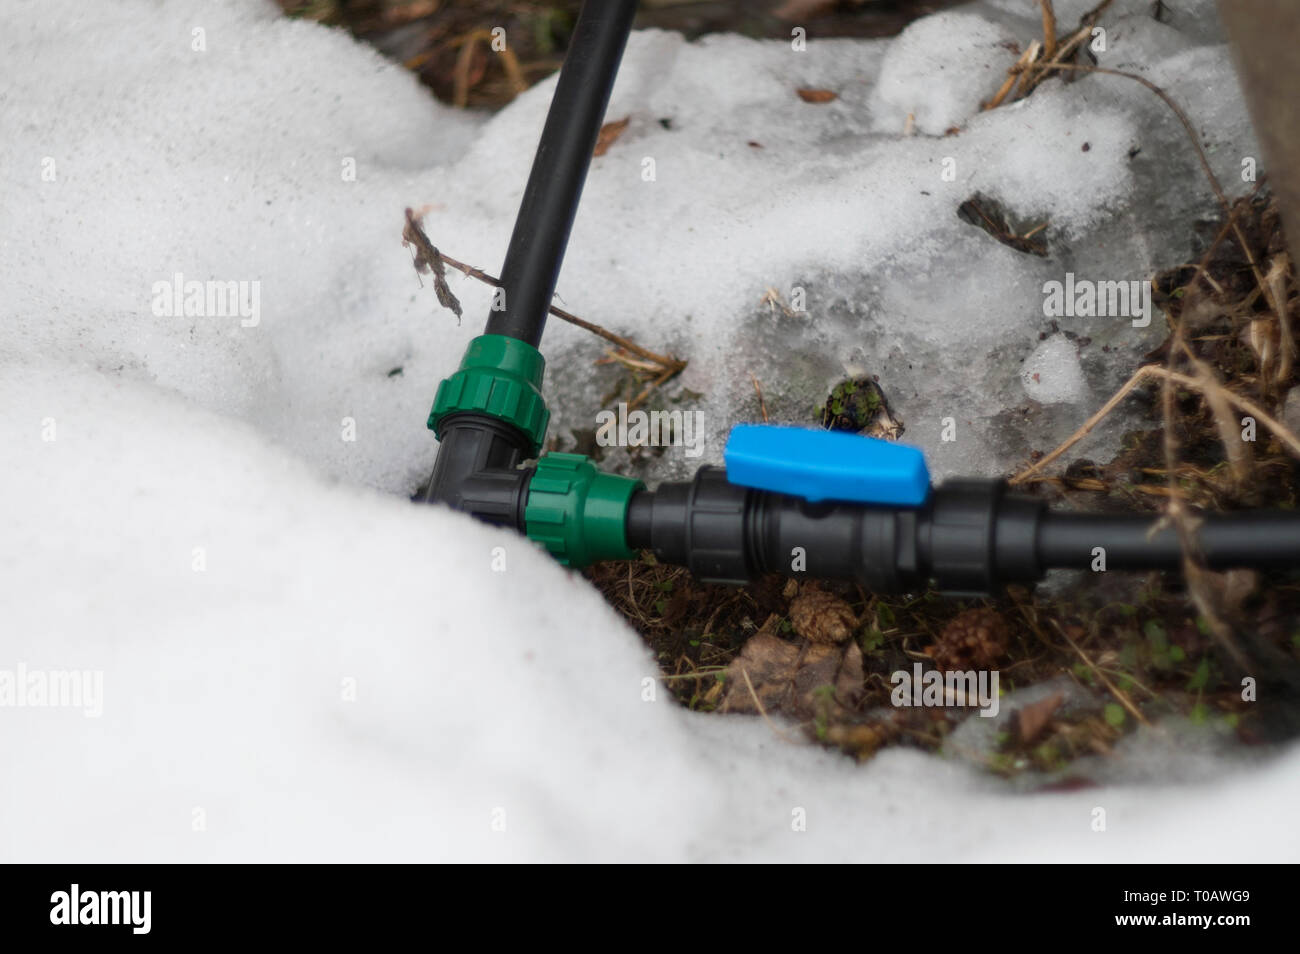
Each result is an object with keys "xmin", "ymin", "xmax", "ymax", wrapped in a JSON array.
[
  {"xmin": 928, "ymin": 608, "xmax": 1009, "ymax": 670},
  {"xmin": 789, "ymin": 588, "xmax": 856, "ymax": 644}
]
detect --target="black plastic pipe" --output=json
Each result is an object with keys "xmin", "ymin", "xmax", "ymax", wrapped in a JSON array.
[
  {"xmin": 626, "ymin": 470, "xmax": 1300, "ymax": 595},
  {"xmin": 1038, "ymin": 511, "xmax": 1300, "ymax": 571},
  {"xmin": 484, "ymin": 0, "xmax": 638, "ymax": 347},
  {"xmin": 425, "ymin": 0, "xmax": 637, "ymax": 508}
]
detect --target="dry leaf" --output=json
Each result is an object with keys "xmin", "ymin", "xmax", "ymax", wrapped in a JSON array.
[
  {"xmin": 719, "ymin": 618, "xmax": 798, "ymax": 715},
  {"xmin": 719, "ymin": 615, "xmax": 864, "ymax": 720},
  {"xmin": 402, "ymin": 208, "xmax": 462, "ymax": 322},
  {"xmin": 957, "ymin": 192, "xmax": 1049, "ymax": 257},
  {"xmin": 593, "ymin": 116, "xmax": 630, "ymax": 157},
  {"xmin": 1014, "ymin": 690, "xmax": 1065, "ymax": 745},
  {"xmin": 796, "ymin": 88, "xmax": 837, "ymax": 104}
]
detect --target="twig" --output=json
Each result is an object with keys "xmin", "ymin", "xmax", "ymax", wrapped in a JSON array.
[
  {"xmin": 599, "ymin": 350, "xmax": 667, "ymax": 374},
  {"xmin": 402, "ymin": 209, "xmax": 462, "ymax": 322},
  {"xmin": 1053, "ymin": 620, "xmax": 1152, "ymax": 727},
  {"xmin": 626, "ymin": 363, "xmax": 679, "ymax": 412},
  {"xmin": 1176, "ymin": 337, "xmax": 1253, "ymax": 486},
  {"xmin": 984, "ymin": 42, "xmax": 1039, "ymax": 110},
  {"xmin": 984, "ymin": 0, "xmax": 1113, "ymax": 108},
  {"xmin": 1009, "ymin": 365, "xmax": 1153, "ymax": 484},
  {"xmin": 1038, "ymin": 0, "xmax": 1058, "ymax": 62},
  {"xmin": 450, "ymin": 30, "xmax": 482, "ymax": 109},
  {"xmin": 751, "ymin": 374, "xmax": 769, "ymax": 422},
  {"xmin": 402, "ymin": 208, "xmax": 687, "ymax": 378},
  {"xmin": 1010, "ymin": 363, "xmax": 1300, "ymax": 485}
]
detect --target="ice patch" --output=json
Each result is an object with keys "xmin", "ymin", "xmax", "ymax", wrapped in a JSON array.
[{"xmin": 1021, "ymin": 334, "xmax": 1088, "ymax": 404}]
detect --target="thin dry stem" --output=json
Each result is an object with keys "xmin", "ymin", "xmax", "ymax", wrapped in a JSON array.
[
  {"xmin": 403, "ymin": 208, "xmax": 687, "ymax": 380},
  {"xmin": 1053, "ymin": 620, "xmax": 1152, "ymax": 727},
  {"xmin": 751, "ymin": 374, "xmax": 769, "ymax": 422}
]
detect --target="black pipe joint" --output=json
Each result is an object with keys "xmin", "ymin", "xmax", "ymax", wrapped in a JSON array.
[{"xmin": 626, "ymin": 468, "xmax": 1049, "ymax": 596}]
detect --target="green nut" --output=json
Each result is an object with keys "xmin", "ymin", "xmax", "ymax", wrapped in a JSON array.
[
  {"xmin": 428, "ymin": 334, "xmax": 550, "ymax": 456},
  {"xmin": 526, "ymin": 453, "xmax": 644, "ymax": 567}
]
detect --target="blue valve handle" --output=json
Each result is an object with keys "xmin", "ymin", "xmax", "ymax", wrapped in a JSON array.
[{"xmin": 723, "ymin": 424, "xmax": 931, "ymax": 506}]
